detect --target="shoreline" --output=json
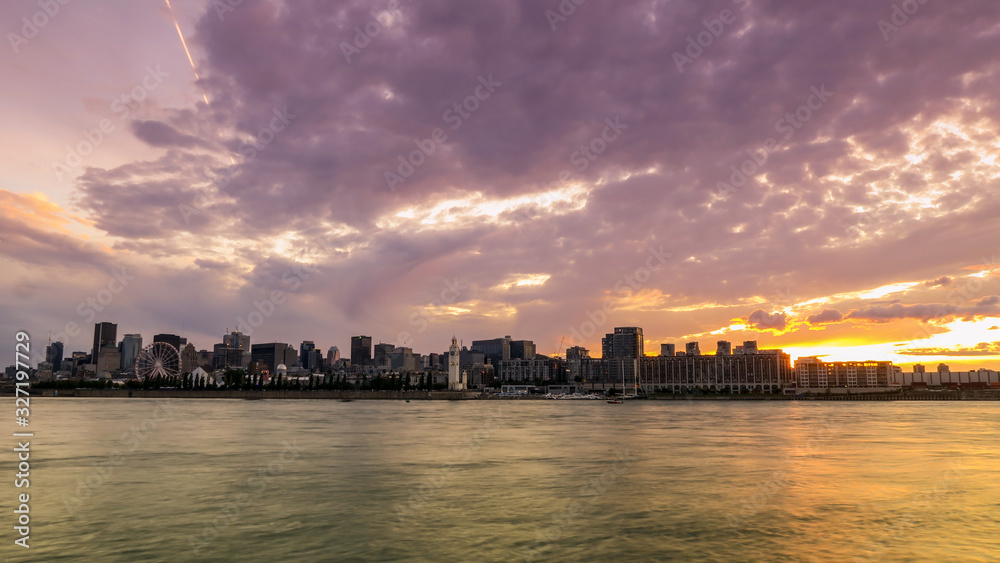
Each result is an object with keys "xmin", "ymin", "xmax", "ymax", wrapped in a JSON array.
[{"xmin": 4, "ymin": 389, "xmax": 1000, "ymax": 401}]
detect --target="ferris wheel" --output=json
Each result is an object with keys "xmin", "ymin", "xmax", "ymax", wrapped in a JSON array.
[{"xmin": 135, "ymin": 342, "xmax": 181, "ymax": 381}]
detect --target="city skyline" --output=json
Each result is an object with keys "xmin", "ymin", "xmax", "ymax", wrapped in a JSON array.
[{"xmin": 4, "ymin": 1, "xmax": 1000, "ymax": 371}]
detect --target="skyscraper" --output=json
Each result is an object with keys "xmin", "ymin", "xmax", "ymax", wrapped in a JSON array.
[
  {"xmin": 46, "ymin": 340, "xmax": 64, "ymax": 367},
  {"xmin": 251, "ymin": 343, "xmax": 293, "ymax": 373},
  {"xmin": 351, "ymin": 336, "xmax": 372, "ymax": 366},
  {"xmin": 223, "ymin": 331, "xmax": 251, "ymax": 368},
  {"xmin": 119, "ymin": 334, "xmax": 142, "ymax": 370},
  {"xmin": 92, "ymin": 322, "xmax": 117, "ymax": 361},
  {"xmin": 300, "ymin": 341, "xmax": 317, "ymax": 370},
  {"xmin": 471, "ymin": 336, "xmax": 511, "ymax": 367},
  {"xmin": 602, "ymin": 327, "xmax": 644, "ymax": 390}
]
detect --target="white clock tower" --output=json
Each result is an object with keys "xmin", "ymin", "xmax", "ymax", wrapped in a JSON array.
[{"xmin": 448, "ymin": 336, "xmax": 464, "ymax": 390}]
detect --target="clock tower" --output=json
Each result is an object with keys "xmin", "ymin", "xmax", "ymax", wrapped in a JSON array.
[{"xmin": 448, "ymin": 336, "xmax": 464, "ymax": 390}]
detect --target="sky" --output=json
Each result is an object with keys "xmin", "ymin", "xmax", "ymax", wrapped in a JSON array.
[{"xmin": 3, "ymin": 0, "xmax": 1000, "ymax": 371}]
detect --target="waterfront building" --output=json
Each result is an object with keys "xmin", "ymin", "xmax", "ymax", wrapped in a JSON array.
[
  {"xmin": 92, "ymin": 322, "xmax": 117, "ymax": 361},
  {"xmin": 46, "ymin": 340, "xmax": 64, "ymax": 367},
  {"xmin": 119, "ymin": 334, "xmax": 142, "ymax": 370},
  {"xmin": 251, "ymin": 342, "xmax": 294, "ymax": 374},
  {"xmin": 660, "ymin": 343, "xmax": 676, "ymax": 357},
  {"xmin": 351, "ymin": 336, "xmax": 372, "ymax": 367},
  {"xmin": 795, "ymin": 357, "xmax": 896, "ymax": 389},
  {"xmin": 639, "ymin": 344, "xmax": 793, "ymax": 393},
  {"xmin": 471, "ymin": 336, "xmax": 511, "ymax": 368}
]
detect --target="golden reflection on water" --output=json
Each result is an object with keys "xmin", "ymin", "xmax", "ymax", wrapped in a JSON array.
[{"xmin": 14, "ymin": 398, "xmax": 1000, "ymax": 562}]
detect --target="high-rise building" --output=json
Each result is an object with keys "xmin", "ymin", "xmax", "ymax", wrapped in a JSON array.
[
  {"xmin": 351, "ymin": 336, "xmax": 372, "ymax": 367},
  {"xmin": 716, "ymin": 341, "xmax": 732, "ymax": 356},
  {"xmin": 471, "ymin": 336, "xmax": 511, "ymax": 368},
  {"xmin": 154, "ymin": 333, "xmax": 182, "ymax": 352},
  {"xmin": 46, "ymin": 340, "xmax": 64, "ymax": 367},
  {"xmin": 96, "ymin": 346, "xmax": 121, "ymax": 378},
  {"xmin": 685, "ymin": 342, "xmax": 701, "ymax": 356},
  {"xmin": 327, "ymin": 346, "xmax": 340, "ymax": 367},
  {"xmin": 510, "ymin": 340, "xmax": 536, "ymax": 361},
  {"xmin": 660, "ymin": 343, "xmax": 676, "ymax": 357},
  {"xmin": 119, "ymin": 334, "xmax": 142, "ymax": 371},
  {"xmin": 92, "ymin": 322, "xmax": 117, "ymax": 361},
  {"xmin": 250, "ymin": 343, "xmax": 291, "ymax": 373},
  {"xmin": 300, "ymin": 341, "xmax": 317, "ymax": 370},
  {"xmin": 223, "ymin": 331, "xmax": 251, "ymax": 368},
  {"xmin": 602, "ymin": 327, "xmax": 644, "ymax": 390},
  {"xmin": 151, "ymin": 333, "xmax": 182, "ymax": 376},
  {"xmin": 374, "ymin": 342, "xmax": 394, "ymax": 371},
  {"xmin": 390, "ymin": 347, "xmax": 418, "ymax": 372},
  {"xmin": 181, "ymin": 343, "xmax": 199, "ymax": 374}
]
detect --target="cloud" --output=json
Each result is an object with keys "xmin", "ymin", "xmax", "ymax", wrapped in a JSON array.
[
  {"xmin": 806, "ymin": 309, "xmax": 844, "ymax": 325},
  {"xmin": 746, "ymin": 309, "xmax": 788, "ymax": 332},
  {"xmin": 846, "ymin": 299, "xmax": 1000, "ymax": 323},
  {"xmin": 923, "ymin": 276, "xmax": 953, "ymax": 288},
  {"xmin": 897, "ymin": 342, "xmax": 1000, "ymax": 357},
  {"xmin": 130, "ymin": 120, "xmax": 208, "ymax": 149}
]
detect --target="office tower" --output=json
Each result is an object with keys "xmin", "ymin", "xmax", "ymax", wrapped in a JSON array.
[
  {"xmin": 351, "ymin": 336, "xmax": 372, "ymax": 367},
  {"xmin": 46, "ymin": 340, "xmax": 64, "ymax": 367},
  {"xmin": 327, "ymin": 346, "xmax": 340, "ymax": 366},
  {"xmin": 119, "ymin": 334, "xmax": 142, "ymax": 370},
  {"xmin": 300, "ymin": 341, "xmax": 317, "ymax": 370},
  {"xmin": 181, "ymin": 343, "xmax": 199, "ymax": 373},
  {"xmin": 716, "ymin": 341, "xmax": 732, "ymax": 356},
  {"xmin": 510, "ymin": 340, "xmax": 536, "ymax": 360},
  {"xmin": 250, "ymin": 343, "xmax": 291, "ymax": 373},
  {"xmin": 602, "ymin": 327, "xmax": 644, "ymax": 390},
  {"xmin": 222, "ymin": 331, "xmax": 251, "ymax": 368},
  {"xmin": 471, "ymin": 336, "xmax": 511, "ymax": 368},
  {"xmin": 153, "ymin": 333, "xmax": 183, "ymax": 352},
  {"xmin": 92, "ymin": 322, "xmax": 117, "ymax": 361},
  {"xmin": 96, "ymin": 346, "xmax": 121, "ymax": 378},
  {"xmin": 685, "ymin": 342, "xmax": 701, "ymax": 356},
  {"xmin": 374, "ymin": 342, "xmax": 394, "ymax": 370}
]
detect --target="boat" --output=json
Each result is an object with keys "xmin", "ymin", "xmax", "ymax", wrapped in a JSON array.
[{"xmin": 606, "ymin": 398, "xmax": 624, "ymax": 404}]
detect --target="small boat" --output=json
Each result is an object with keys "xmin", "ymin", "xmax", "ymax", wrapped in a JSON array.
[{"xmin": 606, "ymin": 398, "xmax": 623, "ymax": 404}]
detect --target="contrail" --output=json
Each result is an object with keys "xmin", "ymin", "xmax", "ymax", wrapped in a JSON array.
[
  {"xmin": 164, "ymin": 0, "xmax": 210, "ymax": 106},
  {"xmin": 163, "ymin": 0, "xmax": 235, "ymax": 164}
]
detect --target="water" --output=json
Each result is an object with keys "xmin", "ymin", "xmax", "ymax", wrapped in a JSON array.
[{"xmin": 6, "ymin": 398, "xmax": 1000, "ymax": 562}]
